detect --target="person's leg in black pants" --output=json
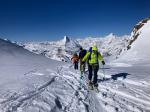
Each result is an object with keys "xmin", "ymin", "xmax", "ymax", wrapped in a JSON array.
[
  {"xmin": 74, "ymin": 62, "xmax": 77, "ymax": 70},
  {"xmin": 76, "ymin": 62, "xmax": 78, "ymax": 70},
  {"xmin": 74, "ymin": 63, "xmax": 76, "ymax": 69},
  {"xmin": 88, "ymin": 65, "xmax": 93, "ymax": 81},
  {"xmin": 93, "ymin": 65, "xmax": 99, "ymax": 87},
  {"xmin": 74, "ymin": 62, "xmax": 78, "ymax": 70}
]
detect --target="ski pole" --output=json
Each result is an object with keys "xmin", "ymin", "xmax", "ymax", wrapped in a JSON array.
[{"xmin": 102, "ymin": 65, "xmax": 105, "ymax": 80}]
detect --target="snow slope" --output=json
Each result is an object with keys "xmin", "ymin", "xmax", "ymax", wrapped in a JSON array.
[
  {"xmin": 99, "ymin": 18, "xmax": 150, "ymax": 112},
  {"xmin": 0, "ymin": 38, "xmax": 105, "ymax": 112},
  {"xmin": 118, "ymin": 18, "xmax": 150, "ymax": 63},
  {"xmin": 1, "ymin": 18, "xmax": 150, "ymax": 112}
]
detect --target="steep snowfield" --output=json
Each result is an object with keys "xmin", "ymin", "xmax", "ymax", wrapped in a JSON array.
[
  {"xmin": 99, "ymin": 19, "xmax": 150, "ymax": 112},
  {"xmin": 0, "ymin": 38, "xmax": 105, "ymax": 112},
  {"xmin": 118, "ymin": 19, "xmax": 150, "ymax": 63}
]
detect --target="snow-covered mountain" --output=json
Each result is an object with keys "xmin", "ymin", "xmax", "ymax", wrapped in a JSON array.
[
  {"xmin": 22, "ymin": 34, "xmax": 130, "ymax": 62},
  {"xmin": 118, "ymin": 18, "xmax": 150, "ymax": 63},
  {"xmin": 0, "ymin": 18, "xmax": 150, "ymax": 112},
  {"xmin": 103, "ymin": 18, "xmax": 150, "ymax": 112},
  {"xmin": 77, "ymin": 33, "xmax": 130, "ymax": 60},
  {"xmin": 23, "ymin": 36, "xmax": 81, "ymax": 62}
]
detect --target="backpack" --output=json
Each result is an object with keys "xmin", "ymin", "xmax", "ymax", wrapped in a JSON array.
[
  {"xmin": 88, "ymin": 47, "xmax": 99, "ymax": 63},
  {"xmin": 71, "ymin": 55, "xmax": 79, "ymax": 63},
  {"xmin": 79, "ymin": 49, "xmax": 87, "ymax": 59}
]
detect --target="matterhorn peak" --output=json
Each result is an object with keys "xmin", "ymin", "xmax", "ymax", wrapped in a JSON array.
[
  {"xmin": 63, "ymin": 36, "xmax": 70, "ymax": 43},
  {"xmin": 106, "ymin": 33, "xmax": 116, "ymax": 38}
]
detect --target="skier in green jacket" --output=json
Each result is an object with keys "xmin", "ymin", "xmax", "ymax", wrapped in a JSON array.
[{"xmin": 82, "ymin": 45, "xmax": 105, "ymax": 89}]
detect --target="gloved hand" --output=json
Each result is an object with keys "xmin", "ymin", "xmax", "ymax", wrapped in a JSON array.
[{"xmin": 102, "ymin": 61, "xmax": 105, "ymax": 65}]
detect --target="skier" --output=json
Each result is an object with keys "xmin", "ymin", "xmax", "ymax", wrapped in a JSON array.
[
  {"xmin": 71, "ymin": 53, "xmax": 79, "ymax": 70},
  {"xmin": 82, "ymin": 45, "xmax": 105, "ymax": 90},
  {"xmin": 79, "ymin": 47, "xmax": 87, "ymax": 75}
]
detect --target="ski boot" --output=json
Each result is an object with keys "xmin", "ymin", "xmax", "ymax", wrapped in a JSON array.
[
  {"xmin": 88, "ymin": 81, "xmax": 94, "ymax": 90},
  {"xmin": 93, "ymin": 83, "xmax": 99, "ymax": 93}
]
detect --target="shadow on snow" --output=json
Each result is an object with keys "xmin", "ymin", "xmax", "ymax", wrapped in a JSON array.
[{"xmin": 98, "ymin": 73, "xmax": 131, "ymax": 82}]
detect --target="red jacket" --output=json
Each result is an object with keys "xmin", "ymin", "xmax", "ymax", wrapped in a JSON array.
[{"xmin": 71, "ymin": 55, "xmax": 79, "ymax": 63}]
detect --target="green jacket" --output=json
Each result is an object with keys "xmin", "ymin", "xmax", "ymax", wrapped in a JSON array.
[{"xmin": 82, "ymin": 51, "xmax": 104, "ymax": 65}]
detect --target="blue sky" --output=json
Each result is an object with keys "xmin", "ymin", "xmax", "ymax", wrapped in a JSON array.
[{"xmin": 0, "ymin": 0, "xmax": 149, "ymax": 41}]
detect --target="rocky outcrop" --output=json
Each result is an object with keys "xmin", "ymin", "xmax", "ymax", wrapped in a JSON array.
[{"xmin": 127, "ymin": 18, "xmax": 150, "ymax": 50}]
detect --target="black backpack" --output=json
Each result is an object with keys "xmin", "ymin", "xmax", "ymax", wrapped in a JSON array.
[
  {"xmin": 79, "ymin": 49, "xmax": 87, "ymax": 59},
  {"xmin": 88, "ymin": 47, "xmax": 99, "ymax": 63}
]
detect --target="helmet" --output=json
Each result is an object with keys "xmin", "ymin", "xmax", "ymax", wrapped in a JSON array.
[
  {"xmin": 92, "ymin": 45, "xmax": 98, "ymax": 51},
  {"xmin": 80, "ymin": 47, "xmax": 83, "ymax": 51}
]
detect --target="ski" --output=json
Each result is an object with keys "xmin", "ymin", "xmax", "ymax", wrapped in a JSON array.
[
  {"xmin": 79, "ymin": 71, "xmax": 85, "ymax": 90},
  {"xmin": 88, "ymin": 87, "xmax": 100, "ymax": 93},
  {"xmin": 88, "ymin": 84, "xmax": 94, "ymax": 90},
  {"xmin": 94, "ymin": 87, "xmax": 100, "ymax": 93},
  {"xmin": 88, "ymin": 83, "xmax": 99, "ymax": 93}
]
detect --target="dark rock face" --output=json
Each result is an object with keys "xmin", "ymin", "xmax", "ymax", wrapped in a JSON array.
[{"xmin": 127, "ymin": 18, "xmax": 150, "ymax": 50}]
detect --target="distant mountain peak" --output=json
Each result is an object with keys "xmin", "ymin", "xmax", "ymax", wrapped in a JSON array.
[
  {"xmin": 106, "ymin": 33, "xmax": 115, "ymax": 38},
  {"xmin": 63, "ymin": 36, "xmax": 70, "ymax": 43}
]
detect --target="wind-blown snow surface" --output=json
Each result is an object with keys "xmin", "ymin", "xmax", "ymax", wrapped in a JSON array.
[
  {"xmin": 118, "ymin": 20, "xmax": 150, "ymax": 62},
  {"xmin": 102, "ymin": 19, "xmax": 150, "ymax": 112},
  {"xmin": 1, "ymin": 19, "xmax": 150, "ymax": 112},
  {"xmin": 0, "ymin": 38, "xmax": 105, "ymax": 112}
]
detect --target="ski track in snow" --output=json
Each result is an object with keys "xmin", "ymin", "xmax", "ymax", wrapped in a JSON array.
[
  {"xmin": 96, "ymin": 71, "xmax": 150, "ymax": 112},
  {"xmin": 1, "ymin": 19, "xmax": 150, "ymax": 112},
  {"xmin": 1, "ymin": 64, "xmax": 150, "ymax": 112},
  {"xmin": 0, "ymin": 76, "xmax": 57, "ymax": 112},
  {"xmin": 0, "ymin": 65, "xmax": 104, "ymax": 112},
  {"xmin": 55, "ymin": 65, "xmax": 150, "ymax": 112}
]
